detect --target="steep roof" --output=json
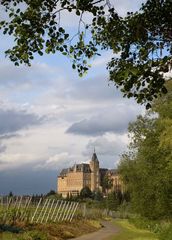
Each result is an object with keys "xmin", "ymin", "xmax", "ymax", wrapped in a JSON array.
[
  {"xmin": 59, "ymin": 163, "xmax": 91, "ymax": 176},
  {"xmin": 59, "ymin": 168, "xmax": 68, "ymax": 176},
  {"xmin": 75, "ymin": 163, "xmax": 91, "ymax": 172},
  {"xmin": 91, "ymin": 152, "xmax": 99, "ymax": 162}
]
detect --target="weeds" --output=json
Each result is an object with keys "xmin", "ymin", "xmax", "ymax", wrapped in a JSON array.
[{"xmin": 129, "ymin": 217, "xmax": 172, "ymax": 240}]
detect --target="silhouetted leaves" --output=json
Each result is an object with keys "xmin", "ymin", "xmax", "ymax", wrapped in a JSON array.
[{"xmin": 0, "ymin": 0, "xmax": 172, "ymax": 107}]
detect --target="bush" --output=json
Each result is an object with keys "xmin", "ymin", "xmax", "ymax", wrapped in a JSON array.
[
  {"xmin": 129, "ymin": 217, "xmax": 172, "ymax": 240},
  {"xmin": 117, "ymin": 201, "xmax": 132, "ymax": 219},
  {"xmin": 129, "ymin": 217, "xmax": 161, "ymax": 233},
  {"xmin": 0, "ymin": 224, "xmax": 23, "ymax": 233},
  {"xmin": 158, "ymin": 223, "xmax": 172, "ymax": 240},
  {"xmin": 80, "ymin": 187, "xmax": 92, "ymax": 199},
  {"xmin": 18, "ymin": 231, "xmax": 47, "ymax": 240}
]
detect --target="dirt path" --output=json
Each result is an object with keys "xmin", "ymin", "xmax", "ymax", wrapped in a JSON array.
[{"xmin": 70, "ymin": 221, "xmax": 120, "ymax": 240}]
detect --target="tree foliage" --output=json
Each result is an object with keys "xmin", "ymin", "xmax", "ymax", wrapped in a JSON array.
[
  {"xmin": 0, "ymin": 0, "xmax": 113, "ymax": 75},
  {"xmin": 46, "ymin": 189, "xmax": 56, "ymax": 196},
  {"xmin": 0, "ymin": 0, "xmax": 172, "ymax": 107},
  {"xmin": 102, "ymin": 174, "xmax": 113, "ymax": 193},
  {"xmin": 80, "ymin": 186, "xmax": 92, "ymax": 199},
  {"xmin": 119, "ymin": 81, "xmax": 172, "ymax": 219},
  {"xmin": 106, "ymin": 0, "xmax": 172, "ymax": 108},
  {"xmin": 92, "ymin": 190, "xmax": 103, "ymax": 201},
  {"xmin": 105, "ymin": 190, "xmax": 123, "ymax": 211}
]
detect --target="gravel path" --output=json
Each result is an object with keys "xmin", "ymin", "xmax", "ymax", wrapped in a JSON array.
[{"xmin": 70, "ymin": 221, "xmax": 120, "ymax": 240}]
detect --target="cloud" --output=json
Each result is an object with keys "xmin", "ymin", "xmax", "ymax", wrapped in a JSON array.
[
  {"xmin": 0, "ymin": 159, "xmax": 6, "ymax": 164},
  {"xmin": 0, "ymin": 153, "xmax": 40, "ymax": 171},
  {"xmin": 35, "ymin": 152, "xmax": 74, "ymax": 170},
  {"xmin": 91, "ymin": 51, "xmax": 119, "ymax": 68},
  {"xmin": 66, "ymin": 104, "xmax": 140, "ymax": 136},
  {"xmin": 54, "ymin": 0, "xmax": 145, "ymax": 28},
  {"xmin": 63, "ymin": 74, "xmax": 121, "ymax": 102},
  {"xmin": 111, "ymin": 0, "xmax": 146, "ymax": 16},
  {"xmin": 82, "ymin": 134, "xmax": 128, "ymax": 168},
  {"xmin": 0, "ymin": 108, "xmax": 43, "ymax": 136},
  {"xmin": 84, "ymin": 135, "xmax": 126, "ymax": 156},
  {"xmin": 0, "ymin": 165, "xmax": 58, "ymax": 195},
  {"xmin": 0, "ymin": 61, "xmax": 60, "ymax": 90},
  {"xmin": 0, "ymin": 144, "xmax": 6, "ymax": 153},
  {"xmin": 0, "ymin": 133, "xmax": 20, "ymax": 140}
]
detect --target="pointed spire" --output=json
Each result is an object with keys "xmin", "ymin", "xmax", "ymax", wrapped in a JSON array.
[{"xmin": 91, "ymin": 149, "xmax": 98, "ymax": 162}]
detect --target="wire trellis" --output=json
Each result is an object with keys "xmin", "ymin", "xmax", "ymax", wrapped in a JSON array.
[{"xmin": 0, "ymin": 196, "xmax": 79, "ymax": 224}]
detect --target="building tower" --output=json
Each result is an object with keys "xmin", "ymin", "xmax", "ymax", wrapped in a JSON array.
[{"xmin": 89, "ymin": 150, "xmax": 100, "ymax": 191}]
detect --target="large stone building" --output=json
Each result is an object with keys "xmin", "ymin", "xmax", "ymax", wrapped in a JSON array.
[{"xmin": 57, "ymin": 152, "xmax": 122, "ymax": 197}]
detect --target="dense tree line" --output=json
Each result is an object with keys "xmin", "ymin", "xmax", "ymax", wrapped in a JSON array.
[
  {"xmin": 65, "ymin": 186, "xmax": 128, "ymax": 211},
  {"xmin": 119, "ymin": 81, "xmax": 172, "ymax": 219}
]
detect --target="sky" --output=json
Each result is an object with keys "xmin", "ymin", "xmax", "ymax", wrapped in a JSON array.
[{"xmin": 0, "ymin": 0, "xmax": 145, "ymax": 195}]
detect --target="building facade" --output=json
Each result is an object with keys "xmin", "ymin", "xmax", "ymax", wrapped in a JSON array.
[{"xmin": 57, "ymin": 152, "xmax": 122, "ymax": 197}]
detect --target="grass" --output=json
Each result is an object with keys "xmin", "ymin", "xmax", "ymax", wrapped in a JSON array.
[
  {"xmin": 0, "ymin": 232, "xmax": 18, "ymax": 240},
  {"xmin": 88, "ymin": 219, "xmax": 103, "ymax": 229},
  {"xmin": 0, "ymin": 219, "xmax": 102, "ymax": 240},
  {"xmin": 0, "ymin": 219, "xmax": 161, "ymax": 240},
  {"xmin": 109, "ymin": 219, "xmax": 158, "ymax": 240}
]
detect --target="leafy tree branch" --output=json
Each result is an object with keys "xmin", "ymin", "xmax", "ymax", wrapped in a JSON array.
[{"xmin": 0, "ymin": 0, "xmax": 172, "ymax": 108}]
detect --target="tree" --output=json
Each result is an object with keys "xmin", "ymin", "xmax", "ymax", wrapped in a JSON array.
[
  {"xmin": 102, "ymin": 174, "xmax": 113, "ymax": 194},
  {"xmin": 8, "ymin": 191, "xmax": 13, "ymax": 197},
  {"xmin": 106, "ymin": 191, "xmax": 120, "ymax": 211},
  {"xmin": 0, "ymin": 0, "xmax": 113, "ymax": 75},
  {"xmin": 46, "ymin": 189, "xmax": 56, "ymax": 196},
  {"xmin": 106, "ymin": 0, "xmax": 172, "ymax": 108},
  {"xmin": 80, "ymin": 186, "xmax": 92, "ymax": 199},
  {"xmin": 119, "ymin": 82, "xmax": 172, "ymax": 219},
  {"xmin": 92, "ymin": 189, "xmax": 103, "ymax": 201},
  {"xmin": 0, "ymin": 1, "xmax": 172, "ymax": 107}
]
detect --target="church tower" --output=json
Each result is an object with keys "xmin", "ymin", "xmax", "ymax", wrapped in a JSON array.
[{"xmin": 89, "ymin": 150, "xmax": 100, "ymax": 191}]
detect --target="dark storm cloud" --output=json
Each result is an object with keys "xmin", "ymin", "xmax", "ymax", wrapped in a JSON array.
[
  {"xmin": 0, "ymin": 166, "xmax": 58, "ymax": 195},
  {"xmin": 0, "ymin": 157, "xmax": 75, "ymax": 195},
  {"xmin": 67, "ymin": 106, "xmax": 139, "ymax": 136},
  {"xmin": 0, "ymin": 108, "xmax": 43, "ymax": 136}
]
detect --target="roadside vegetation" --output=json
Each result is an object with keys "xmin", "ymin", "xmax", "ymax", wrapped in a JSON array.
[
  {"xmin": 0, "ymin": 219, "xmax": 102, "ymax": 240},
  {"xmin": 110, "ymin": 219, "xmax": 158, "ymax": 240},
  {"xmin": 117, "ymin": 82, "xmax": 172, "ymax": 240}
]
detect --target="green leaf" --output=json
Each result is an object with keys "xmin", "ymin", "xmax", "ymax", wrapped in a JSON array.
[
  {"xmin": 76, "ymin": 10, "xmax": 80, "ymax": 16},
  {"xmin": 146, "ymin": 103, "xmax": 151, "ymax": 110}
]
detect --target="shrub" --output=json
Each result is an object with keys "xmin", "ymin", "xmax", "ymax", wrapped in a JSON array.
[
  {"xmin": 129, "ymin": 217, "xmax": 172, "ymax": 240},
  {"xmin": 158, "ymin": 223, "xmax": 172, "ymax": 240},
  {"xmin": 0, "ymin": 224, "xmax": 23, "ymax": 233},
  {"xmin": 18, "ymin": 231, "xmax": 47, "ymax": 240}
]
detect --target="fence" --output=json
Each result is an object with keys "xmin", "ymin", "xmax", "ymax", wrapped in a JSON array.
[
  {"xmin": 0, "ymin": 196, "xmax": 79, "ymax": 224},
  {"xmin": 0, "ymin": 196, "xmax": 124, "ymax": 225}
]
